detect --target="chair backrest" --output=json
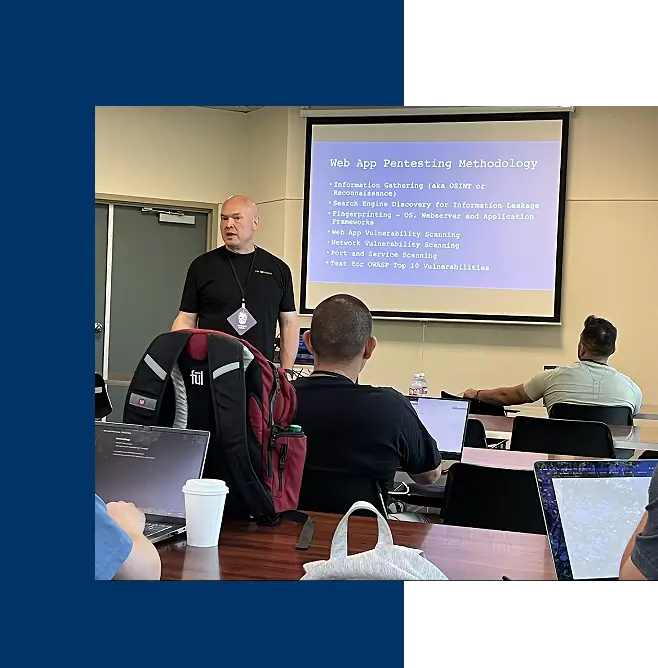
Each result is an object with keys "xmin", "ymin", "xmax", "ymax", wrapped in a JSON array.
[
  {"xmin": 94, "ymin": 373, "xmax": 112, "ymax": 420},
  {"xmin": 441, "ymin": 391, "xmax": 506, "ymax": 417},
  {"xmin": 510, "ymin": 415, "xmax": 615, "ymax": 458},
  {"xmin": 298, "ymin": 470, "xmax": 388, "ymax": 516},
  {"xmin": 549, "ymin": 403, "xmax": 633, "ymax": 426},
  {"xmin": 442, "ymin": 463, "xmax": 546, "ymax": 534},
  {"xmin": 465, "ymin": 418, "xmax": 487, "ymax": 448}
]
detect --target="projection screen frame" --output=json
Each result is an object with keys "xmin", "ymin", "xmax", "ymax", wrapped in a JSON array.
[{"xmin": 299, "ymin": 110, "xmax": 570, "ymax": 325}]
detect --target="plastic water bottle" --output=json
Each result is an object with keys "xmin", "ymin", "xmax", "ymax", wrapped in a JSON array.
[{"xmin": 409, "ymin": 373, "xmax": 428, "ymax": 396}]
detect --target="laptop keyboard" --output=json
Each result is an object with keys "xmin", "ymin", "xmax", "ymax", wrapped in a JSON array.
[{"xmin": 144, "ymin": 522, "xmax": 174, "ymax": 536}]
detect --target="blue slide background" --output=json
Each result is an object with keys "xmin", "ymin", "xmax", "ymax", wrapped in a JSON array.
[{"xmin": 308, "ymin": 140, "xmax": 562, "ymax": 290}]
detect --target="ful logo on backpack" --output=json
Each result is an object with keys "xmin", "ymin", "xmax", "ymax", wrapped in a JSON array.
[{"xmin": 190, "ymin": 370, "xmax": 204, "ymax": 386}]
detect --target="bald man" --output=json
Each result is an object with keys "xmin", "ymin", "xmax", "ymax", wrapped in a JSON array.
[{"xmin": 172, "ymin": 195, "xmax": 299, "ymax": 366}]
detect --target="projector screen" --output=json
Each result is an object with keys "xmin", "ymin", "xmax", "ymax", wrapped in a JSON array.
[{"xmin": 300, "ymin": 111, "xmax": 570, "ymax": 323}]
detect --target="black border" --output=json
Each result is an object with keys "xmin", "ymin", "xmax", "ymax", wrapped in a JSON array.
[
  {"xmin": 534, "ymin": 459, "xmax": 657, "ymax": 581},
  {"xmin": 300, "ymin": 111, "xmax": 571, "ymax": 324}
]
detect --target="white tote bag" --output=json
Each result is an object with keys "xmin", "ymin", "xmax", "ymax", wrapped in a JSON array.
[{"xmin": 301, "ymin": 501, "xmax": 448, "ymax": 580}]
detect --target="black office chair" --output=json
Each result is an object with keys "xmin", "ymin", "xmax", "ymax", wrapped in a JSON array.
[
  {"xmin": 465, "ymin": 418, "xmax": 487, "ymax": 448},
  {"xmin": 442, "ymin": 463, "xmax": 546, "ymax": 534},
  {"xmin": 638, "ymin": 450, "xmax": 658, "ymax": 460},
  {"xmin": 441, "ymin": 391, "xmax": 506, "ymax": 417},
  {"xmin": 549, "ymin": 403, "xmax": 633, "ymax": 426},
  {"xmin": 95, "ymin": 373, "xmax": 112, "ymax": 420},
  {"xmin": 510, "ymin": 415, "xmax": 615, "ymax": 458}
]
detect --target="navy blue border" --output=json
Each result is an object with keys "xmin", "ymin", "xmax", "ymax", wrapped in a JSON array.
[
  {"xmin": 535, "ymin": 460, "xmax": 657, "ymax": 580},
  {"xmin": 4, "ymin": 0, "xmax": 405, "ymax": 659},
  {"xmin": 300, "ymin": 111, "xmax": 571, "ymax": 324}
]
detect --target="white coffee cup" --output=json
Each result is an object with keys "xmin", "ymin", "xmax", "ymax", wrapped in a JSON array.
[{"xmin": 182, "ymin": 479, "xmax": 229, "ymax": 548}]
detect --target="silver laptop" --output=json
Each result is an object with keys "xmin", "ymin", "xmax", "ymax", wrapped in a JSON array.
[
  {"xmin": 95, "ymin": 422, "xmax": 210, "ymax": 543},
  {"xmin": 535, "ymin": 459, "xmax": 657, "ymax": 580},
  {"xmin": 411, "ymin": 396, "xmax": 470, "ymax": 461}
]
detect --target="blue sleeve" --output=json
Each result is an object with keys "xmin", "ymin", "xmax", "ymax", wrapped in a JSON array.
[{"xmin": 95, "ymin": 495, "xmax": 133, "ymax": 580}]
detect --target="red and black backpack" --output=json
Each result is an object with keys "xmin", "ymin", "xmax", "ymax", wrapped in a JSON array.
[{"xmin": 123, "ymin": 329, "xmax": 312, "ymax": 546}]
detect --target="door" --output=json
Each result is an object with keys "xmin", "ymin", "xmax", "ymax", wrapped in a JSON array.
[
  {"xmin": 104, "ymin": 205, "xmax": 208, "ymax": 420},
  {"xmin": 95, "ymin": 204, "xmax": 109, "ymax": 373}
]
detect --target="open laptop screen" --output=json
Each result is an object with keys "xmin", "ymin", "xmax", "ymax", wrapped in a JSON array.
[
  {"xmin": 95, "ymin": 423, "xmax": 209, "ymax": 519},
  {"xmin": 536, "ymin": 460, "xmax": 657, "ymax": 580},
  {"xmin": 294, "ymin": 328, "xmax": 314, "ymax": 366},
  {"xmin": 412, "ymin": 397, "xmax": 470, "ymax": 457}
]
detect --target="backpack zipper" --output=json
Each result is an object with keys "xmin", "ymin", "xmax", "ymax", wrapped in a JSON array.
[
  {"xmin": 278, "ymin": 442, "xmax": 288, "ymax": 492},
  {"xmin": 267, "ymin": 364, "xmax": 280, "ymax": 479}
]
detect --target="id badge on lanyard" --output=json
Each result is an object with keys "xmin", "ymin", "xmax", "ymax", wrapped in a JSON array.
[{"xmin": 227, "ymin": 249, "xmax": 258, "ymax": 334}]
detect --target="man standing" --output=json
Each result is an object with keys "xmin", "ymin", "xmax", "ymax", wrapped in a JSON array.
[{"xmin": 172, "ymin": 195, "xmax": 299, "ymax": 367}]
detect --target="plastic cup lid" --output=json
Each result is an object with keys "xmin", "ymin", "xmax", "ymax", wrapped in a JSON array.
[{"xmin": 182, "ymin": 479, "xmax": 229, "ymax": 495}]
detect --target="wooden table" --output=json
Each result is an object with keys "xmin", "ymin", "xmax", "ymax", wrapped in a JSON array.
[
  {"xmin": 157, "ymin": 512, "xmax": 554, "ymax": 581},
  {"xmin": 476, "ymin": 415, "xmax": 658, "ymax": 447},
  {"xmin": 462, "ymin": 447, "xmax": 606, "ymax": 470}
]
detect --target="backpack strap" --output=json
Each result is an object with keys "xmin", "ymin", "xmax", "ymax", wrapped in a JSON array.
[
  {"xmin": 284, "ymin": 510, "xmax": 315, "ymax": 550},
  {"xmin": 123, "ymin": 331, "xmax": 192, "ymax": 425},
  {"xmin": 206, "ymin": 333, "xmax": 275, "ymax": 521}
]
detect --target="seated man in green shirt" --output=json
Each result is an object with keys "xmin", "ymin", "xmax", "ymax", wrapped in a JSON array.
[{"xmin": 464, "ymin": 315, "xmax": 642, "ymax": 414}]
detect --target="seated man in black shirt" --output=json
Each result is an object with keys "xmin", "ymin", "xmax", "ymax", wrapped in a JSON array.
[{"xmin": 293, "ymin": 294, "xmax": 442, "ymax": 514}]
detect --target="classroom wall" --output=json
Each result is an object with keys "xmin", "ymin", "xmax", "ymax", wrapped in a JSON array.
[
  {"xmin": 95, "ymin": 106, "xmax": 248, "ymax": 207},
  {"xmin": 95, "ymin": 106, "xmax": 658, "ymax": 403}
]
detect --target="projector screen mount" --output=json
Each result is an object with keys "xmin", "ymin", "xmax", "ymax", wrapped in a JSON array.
[{"xmin": 300, "ymin": 111, "xmax": 569, "ymax": 325}]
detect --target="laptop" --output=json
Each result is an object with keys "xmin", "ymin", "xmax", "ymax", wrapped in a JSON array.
[
  {"xmin": 410, "ymin": 396, "xmax": 470, "ymax": 461},
  {"xmin": 294, "ymin": 328, "xmax": 313, "ymax": 366},
  {"xmin": 535, "ymin": 459, "xmax": 657, "ymax": 580},
  {"xmin": 95, "ymin": 422, "xmax": 210, "ymax": 543}
]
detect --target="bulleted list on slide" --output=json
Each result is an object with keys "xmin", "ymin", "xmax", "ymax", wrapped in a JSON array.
[{"xmin": 307, "ymin": 141, "xmax": 563, "ymax": 291}]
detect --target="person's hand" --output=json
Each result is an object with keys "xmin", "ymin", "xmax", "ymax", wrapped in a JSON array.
[
  {"xmin": 106, "ymin": 501, "xmax": 146, "ymax": 535},
  {"xmin": 463, "ymin": 389, "xmax": 478, "ymax": 399}
]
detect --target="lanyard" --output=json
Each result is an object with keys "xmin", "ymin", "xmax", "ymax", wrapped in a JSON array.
[{"xmin": 227, "ymin": 248, "xmax": 257, "ymax": 306}]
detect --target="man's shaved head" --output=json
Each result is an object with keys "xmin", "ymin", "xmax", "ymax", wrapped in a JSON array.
[
  {"xmin": 223, "ymin": 195, "xmax": 258, "ymax": 217},
  {"xmin": 309, "ymin": 294, "xmax": 373, "ymax": 363},
  {"xmin": 220, "ymin": 195, "xmax": 260, "ymax": 253}
]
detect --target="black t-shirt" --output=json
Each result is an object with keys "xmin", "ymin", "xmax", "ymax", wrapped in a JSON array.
[
  {"xmin": 292, "ymin": 374, "xmax": 441, "ymax": 514},
  {"xmin": 179, "ymin": 246, "xmax": 295, "ymax": 360}
]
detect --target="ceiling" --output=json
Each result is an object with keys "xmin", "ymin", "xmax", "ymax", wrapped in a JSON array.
[{"xmin": 203, "ymin": 106, "xmax": 264, "ymax": 113}]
